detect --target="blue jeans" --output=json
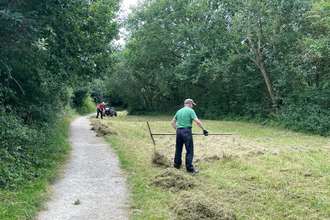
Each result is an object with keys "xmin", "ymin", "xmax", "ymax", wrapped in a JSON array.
[{"xmin": 174, "ymin": 127, "xmax": 194, "ymax": 171}]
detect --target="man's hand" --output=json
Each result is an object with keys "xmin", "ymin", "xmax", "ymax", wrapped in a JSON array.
[{"xmin": 203, "ymin": 130, "xmax": 209, "ymax": 136}]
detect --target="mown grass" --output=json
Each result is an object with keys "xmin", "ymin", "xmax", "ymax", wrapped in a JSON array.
[
  {"xmin": 100, "ymin": 111, "xmax": 330, "ymax": 219},
  {"xmin": 0, "ymin": 109, "xmax": 76, "ymax": 220}
]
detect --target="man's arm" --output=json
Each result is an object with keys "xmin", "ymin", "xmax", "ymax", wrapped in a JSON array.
[
  {"xmin": 193, "ymin": 117, "xmax": 206, "ymax": 131},
  {"xmin": 171, "ymin": 118, "xmax": 177, "ymax": 130},
  {"xmin": 194, "ymin": 118, "xmax": 208, "ymax": 136}
]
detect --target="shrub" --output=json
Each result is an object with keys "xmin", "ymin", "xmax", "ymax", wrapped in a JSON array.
[
  {"xmin": 279, "ymin": 104, "xmax": 330, "ymax": 136},
  {"xmin": 76, "ymin": 97, "xmax": 96, "ymax": 115},
  {"xmin": 0, "ymin": 110, "xmax": 70, "ymax": 190}
]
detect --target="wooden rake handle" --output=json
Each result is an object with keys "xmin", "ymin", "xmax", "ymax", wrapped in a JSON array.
[
  {"xmin": 151, "ymin": 133, "xmax": 232, "ymax": 135},
  {"xmin": 146, "ymin": 122, "xmax": 232, "ymax": 147}
]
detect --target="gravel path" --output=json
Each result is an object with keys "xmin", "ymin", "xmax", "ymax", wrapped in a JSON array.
[{"xmin": 38, "ymin": 115, "xmax": 129, "ymax": 220}]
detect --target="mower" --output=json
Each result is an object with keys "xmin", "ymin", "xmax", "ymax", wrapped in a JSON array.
[{"xmin": 104, "ymin": 106, "xmax": 117, "ymax": 117}]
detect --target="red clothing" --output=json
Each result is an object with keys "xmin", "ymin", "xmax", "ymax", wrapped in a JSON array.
[{"xmin": 98, "ymin": 103, "xmax": 105, "ymax": 110}]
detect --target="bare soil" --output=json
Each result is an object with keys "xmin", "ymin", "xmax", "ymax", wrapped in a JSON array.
[{"xmin": 38, "ymin": 115, "xmax": 130, "ymax": 220}]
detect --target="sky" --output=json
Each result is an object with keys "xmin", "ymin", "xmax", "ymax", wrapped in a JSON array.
[{"xmin": 121, "ymin": 0, "xmax": 139, "ymax": 12}]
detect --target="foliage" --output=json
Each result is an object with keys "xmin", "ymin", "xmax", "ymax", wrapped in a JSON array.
[
  {"xmin": 108, "ymin": 0, "xmax": 330, "ymax": 136},
  {"xmin": 0, "ymin": 0, "xmax": 120, "ymax": 122},
  {"xmin": 118, "ymin": 0, "xmax": 308, "ymax": 116},
  {"xmin": 279, "ymin": 103, "xmax": 330, "ymax": 136},
  {"xmin": 303, "ymin": 0, "xmax": 330, "ymax": 59},
  {"xmin": 76, "ymin": 96, "xmax": 97, "ymax": 115},
  {"xmin": 90, "ymin": 79, "xmax": 106, "ymax": 104},
  {"xmin": 0, "ymin": 0, "xmax": 120, "ymax": 190},
  {"xmin": 0, "ymin": 109, "xmax": 71, "ymax": 190},
  {"xmin": 0, "ymin": 108, "xmax": 73, "ymax": 219}
]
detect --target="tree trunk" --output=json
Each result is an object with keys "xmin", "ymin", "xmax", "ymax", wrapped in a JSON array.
[{"xmin": 246, "ymin": 28, "xmax": 279, "ymax": 115}]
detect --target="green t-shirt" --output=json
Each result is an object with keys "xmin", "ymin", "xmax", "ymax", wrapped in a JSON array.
[{"xmin": 174, "ymin": 107, "xmax": 197, "ymax": 128}]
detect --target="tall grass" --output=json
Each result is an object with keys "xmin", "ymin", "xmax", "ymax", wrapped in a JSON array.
[{"xmin": 100, "ymin": 112, "xmax": 330, "ymax": 219}]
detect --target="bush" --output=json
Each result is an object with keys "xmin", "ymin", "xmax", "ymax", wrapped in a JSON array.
[
  {"xmin": 278, "ymin": 104, "xmax": 330, "ymax": 136},
  {"xmin": 0, "ymin": 110, "xmax": 71, "ymax": 190},
  {"xmin": 76, "ymin": 97, "xmax": 96, "ymax": 115}
]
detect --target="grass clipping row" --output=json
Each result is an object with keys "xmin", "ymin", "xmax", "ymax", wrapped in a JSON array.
[
  {"xmin": 150, "ymin": 168, "xmax": 196, "ymax": 191},
  {"xmin": 172, "ymin": 192, "xmax": 236, "ymax": 220},
  {"xmin": 151, "ymin": 152, "xmax": 236, "ymax": 220},
  {"xmin": 151, "ymin": 151, "xmax": 172, "ymax": 168},
  {"xmin": 91, "ymin": 120, "xmax": 117, "ymax": 137}
]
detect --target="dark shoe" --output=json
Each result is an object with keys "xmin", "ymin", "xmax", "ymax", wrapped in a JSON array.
[
  {"xmin": 173, "ymin": 164, "xmax": 180, "ymax": 169},
  {"xmin": 187, "ymin": 169, "xmax": 199, "ymax": 173}
]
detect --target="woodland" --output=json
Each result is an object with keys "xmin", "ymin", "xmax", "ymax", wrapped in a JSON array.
[{"xmin": 1, "ymin": 0, "xmax": 330, "ymax": 191}]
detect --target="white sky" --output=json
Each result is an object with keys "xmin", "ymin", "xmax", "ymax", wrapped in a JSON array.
[{"xmin": 121, "ymin": 0, "xmax": 139, "ymax": 12}]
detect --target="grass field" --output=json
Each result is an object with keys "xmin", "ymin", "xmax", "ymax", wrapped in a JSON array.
[{"xmin": 91, "ymin": 111, "xmax": 330, "ymax": 219}]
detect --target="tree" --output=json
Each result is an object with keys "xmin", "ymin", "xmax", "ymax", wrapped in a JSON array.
[
  {"xmin": 224, "ymin": 0, "xmax": 311, "ymax": 114},
  {"xmin": 0, "ymin": 0, "xmax": 120, "ymax": 122},
  {"xmin": 0, "ymin": 0, "xmax": 121, "ymax": 189}
]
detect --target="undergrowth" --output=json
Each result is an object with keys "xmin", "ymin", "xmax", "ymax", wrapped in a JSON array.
[
  {"xmin": 0, "ymin": 107, "xmax": 74, "ymax": 219},
  {"xmin": 76, "ymin": 96, "xmax": 97, "ymax": 115}
]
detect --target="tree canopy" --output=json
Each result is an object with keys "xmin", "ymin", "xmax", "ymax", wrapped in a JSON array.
[
  {"xmin": 0, "ymin": 0, "xmax": 120, "ymax": 189},
  {"xmin": 107, "ymin": 0, "xmax": 330, "ymax": 136}
]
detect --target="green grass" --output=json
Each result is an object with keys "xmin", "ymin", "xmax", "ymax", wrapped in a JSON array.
[
  {"xmin": 4, "ymin": 110, "xmax": 329, "ymax": 219},
  {"xmin": 0, "ymin": 109, "xmax": 75, "ymax": 220},
  {"xmin": 99, "ymin": 112, "xmax": 330, "ymax": 219}
]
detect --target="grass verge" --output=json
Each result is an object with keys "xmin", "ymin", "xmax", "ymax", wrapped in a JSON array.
[
  {"xmin": 0, "ymin": 108, "xmax": 76, "ymax": 220},
  {"xmin": 95, "ymin": 112, "xmax": 330, "ymax": 219}
]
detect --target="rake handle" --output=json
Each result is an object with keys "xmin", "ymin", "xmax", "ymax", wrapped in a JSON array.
[
  {"xmin": 151, "ymin": 133, "xmax": 232, "ymax": 135},
  {"xmin": 147, "ymin": 121, "xmax": 232, "ymax": 147}
]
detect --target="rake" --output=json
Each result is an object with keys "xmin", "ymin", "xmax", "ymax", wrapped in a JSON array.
[{"xmin": 147, "ymin": 122, "xmax": 232, "ymax": 150}]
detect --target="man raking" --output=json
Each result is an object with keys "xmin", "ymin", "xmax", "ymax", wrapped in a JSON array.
[
  {"xmin": 96, "ymin": 102, "xmax": 106, "ymax": 119},
  {"xmin": 171, "ymin": 99, "xmax": 208, "ymax": 173}
]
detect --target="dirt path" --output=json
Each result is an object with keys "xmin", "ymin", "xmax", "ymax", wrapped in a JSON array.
[{"xmin": 38, "ymin": 115, "xmax": 129, "ymax": 220}]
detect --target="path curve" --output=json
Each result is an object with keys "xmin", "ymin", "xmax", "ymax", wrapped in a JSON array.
[{"xmin": 38, "ymin": 115, "xmax": 129, "ymax": 220}]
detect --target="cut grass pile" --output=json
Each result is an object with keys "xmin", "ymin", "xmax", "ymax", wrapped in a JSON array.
[
  {"xmin": 149, "ymin": 168, "xmax": 196, "ymax": 191},
  {"xmin": 171, "ymin": 191, "xmax": 235, "ymax": 220},
  {"xmin": 151, "ymin": 151, "xmax": 171, "ymax": 168},
  {"xmin": 91, "ymin": 119, "xmax": 117, "ymax": 136},
  {"xmin": 94, "ymin": 112, "xmax": 330, "ymax": 219}
]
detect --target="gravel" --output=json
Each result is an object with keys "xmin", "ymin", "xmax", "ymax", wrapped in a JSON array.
[{"xmin": 38, "ymin": 115, "xmax": 130, "ymax": 220}]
